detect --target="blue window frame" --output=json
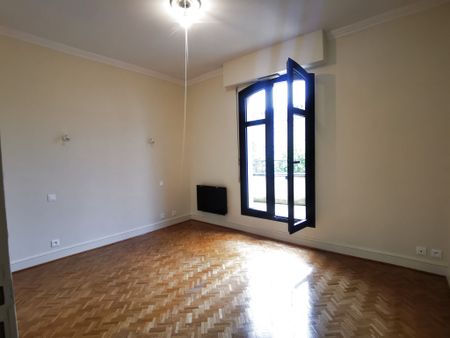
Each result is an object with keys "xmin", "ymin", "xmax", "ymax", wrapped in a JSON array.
[{"xmin": 238, "ymin": 58, "xmax": 315, "ymax": 234}]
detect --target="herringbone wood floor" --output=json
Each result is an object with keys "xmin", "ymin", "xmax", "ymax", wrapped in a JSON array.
[{"xmin": 13, "ymin": 221, "xmax": 450, "ymax": 337}]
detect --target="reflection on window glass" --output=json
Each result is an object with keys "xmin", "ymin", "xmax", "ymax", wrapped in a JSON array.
[
  {"xmin": 272, "ymin": 81, "xmax": 306, "ymax": 218},
  {"xmin": 293, "ymin": 115, "xmax": 306, "ymax": 220},
  {"xmin": 247, "ymin": 125, "xmax": 267, "ymax": 211},
  {"xmin": 293, "ymin": 80, "xmax": 305, "ymax": 110},
  {"xmin": 246, "ymin": 90, "xmax": 266, "ymax": 121},
  {"xmin": 273, "ymin": 82, "xmax": 288, "ymax": 217}
]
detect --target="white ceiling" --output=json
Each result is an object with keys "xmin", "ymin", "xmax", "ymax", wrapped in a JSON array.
[{"xmin": 0, "ymin": 0, "xmax": 424, "ymax": 80}]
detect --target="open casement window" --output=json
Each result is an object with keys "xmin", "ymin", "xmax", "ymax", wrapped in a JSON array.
[{"xmin": 239, "ymin": 58, "xmax": 315, "ymax": 234}]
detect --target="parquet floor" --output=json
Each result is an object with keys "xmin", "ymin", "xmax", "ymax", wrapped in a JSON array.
[{"xmin": 13, "ymin": 221, "xmax": 450, "ymax": 337}]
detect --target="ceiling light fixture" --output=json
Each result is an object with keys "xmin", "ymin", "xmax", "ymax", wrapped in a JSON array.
[{"xmin": 169, "ymin": 0, "xmax": 202, "ymax": 29}]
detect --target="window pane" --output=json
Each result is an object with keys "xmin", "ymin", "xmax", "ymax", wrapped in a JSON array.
[
  {"xmin": 273, "ymin": 81, "xmax": 288, "ymax": 217},
  {"xmin": 294, "ymin": 115, "xmax": 306, "ymax": 220},
  {"xmin": 247, "ymin": 125, "xmax": 267, "ymax": 211},
  {"xmin": 246, "ymin": 90, "xmax": 265, "ymax": 121},
  {"xmin": 293, "ymin": 80, "xmax": 305, "ymax": 110}
]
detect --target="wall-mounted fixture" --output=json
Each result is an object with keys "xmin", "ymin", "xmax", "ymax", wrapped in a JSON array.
[
  {"xmin": 61, "ymin": 134, "xmax": 71, "ymax": 144},
  {"xmin": 148, "ymin": 138, "xmax": 155, "ymax": 145}
]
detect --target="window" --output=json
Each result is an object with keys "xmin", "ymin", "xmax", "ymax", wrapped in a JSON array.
[{"xmin": 239, "ymin": 58, "xmax": 315, "ymax": 234}]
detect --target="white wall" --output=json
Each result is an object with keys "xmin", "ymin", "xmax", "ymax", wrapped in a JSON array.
[
  {"xmin": 188, "ymin": 4, "xmax": 450, "ymax": 275},
  {"xmin": 0, "ymin": 35, "xmax": 190, "ymax": 270}
]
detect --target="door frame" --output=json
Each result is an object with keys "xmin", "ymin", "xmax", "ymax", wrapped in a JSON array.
[{"xmin": 0, "ymin": 137, "xmax": 19, "ymax": 338}]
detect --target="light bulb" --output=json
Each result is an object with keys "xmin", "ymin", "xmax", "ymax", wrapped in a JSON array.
[{"xmin": 168, "ymin": 0, "xmax": 203, "ymax": 28}]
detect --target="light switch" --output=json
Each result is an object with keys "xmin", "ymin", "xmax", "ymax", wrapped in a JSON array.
[{"xmin": 47, "ymin": 194, "xmax": 57, "ymax": 202}]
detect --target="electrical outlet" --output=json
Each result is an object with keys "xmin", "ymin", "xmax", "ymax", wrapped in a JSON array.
[
  {"xmin": 430, "ymin": 249, "xmax": 442, "ymax": 259},
  {"xmin": 160, "ymin": 212, "xmax": 165, "ymax": 220},
  {"xmin": 416, "ymin": 246, "xmax": 427, "ymax": 256},
  {"xmin": 50, "ymin": 239, "xmax": 60, "ymax": 248},
  {"xmin": 171, "ymin": 210, "xmax": 177, "ymax": 217}
]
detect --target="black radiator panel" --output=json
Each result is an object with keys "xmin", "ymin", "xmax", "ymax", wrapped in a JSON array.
[{"xmin": 197, "ymin": 185, "xmax": 227, "ymax": 215}]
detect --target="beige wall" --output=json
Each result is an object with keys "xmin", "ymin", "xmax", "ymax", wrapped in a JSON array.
[
  {"xmin": 1, "ymin": 3, "xmax": 449, "ymax": 277},
  {"xmin": 0, "ymin": 35, "xmax": 189, "ymax": 269},
  {"xmin": 188, "ymin": 5, "xmax": 450, "ymax": 274},
  {"xmin": 223, "ymin": 30, "xmax": 325, "ymax": 87}
]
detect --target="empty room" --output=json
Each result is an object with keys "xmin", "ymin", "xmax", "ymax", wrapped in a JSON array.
[{"xmin": 0, "ymin": 0, "xmax": 449, "ymax": 337}]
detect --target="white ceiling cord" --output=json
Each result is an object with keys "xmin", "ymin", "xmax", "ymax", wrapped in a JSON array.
[
  {"xmin": 176, "ymin": 0, "xmax": 198, "ymax": 185},
  {"xmin": 180, "ymin": 20, "xmax": 189, "ymax": 186}
]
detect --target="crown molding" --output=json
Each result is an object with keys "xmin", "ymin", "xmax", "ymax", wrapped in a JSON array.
[
  {"xmin": 2, "ymin": 0, "xmax": 447, "ymax": 85},
  {"xmin": 0, "ymin": 25, "xmax": 184, "ymax": 86},
  {"xmin": 329, "ymin": 0, "xmax": 450, "ymax": 39},
  {"xmin": 188, "ymin": 68, "xmax": 222, "ymax": 86}
]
